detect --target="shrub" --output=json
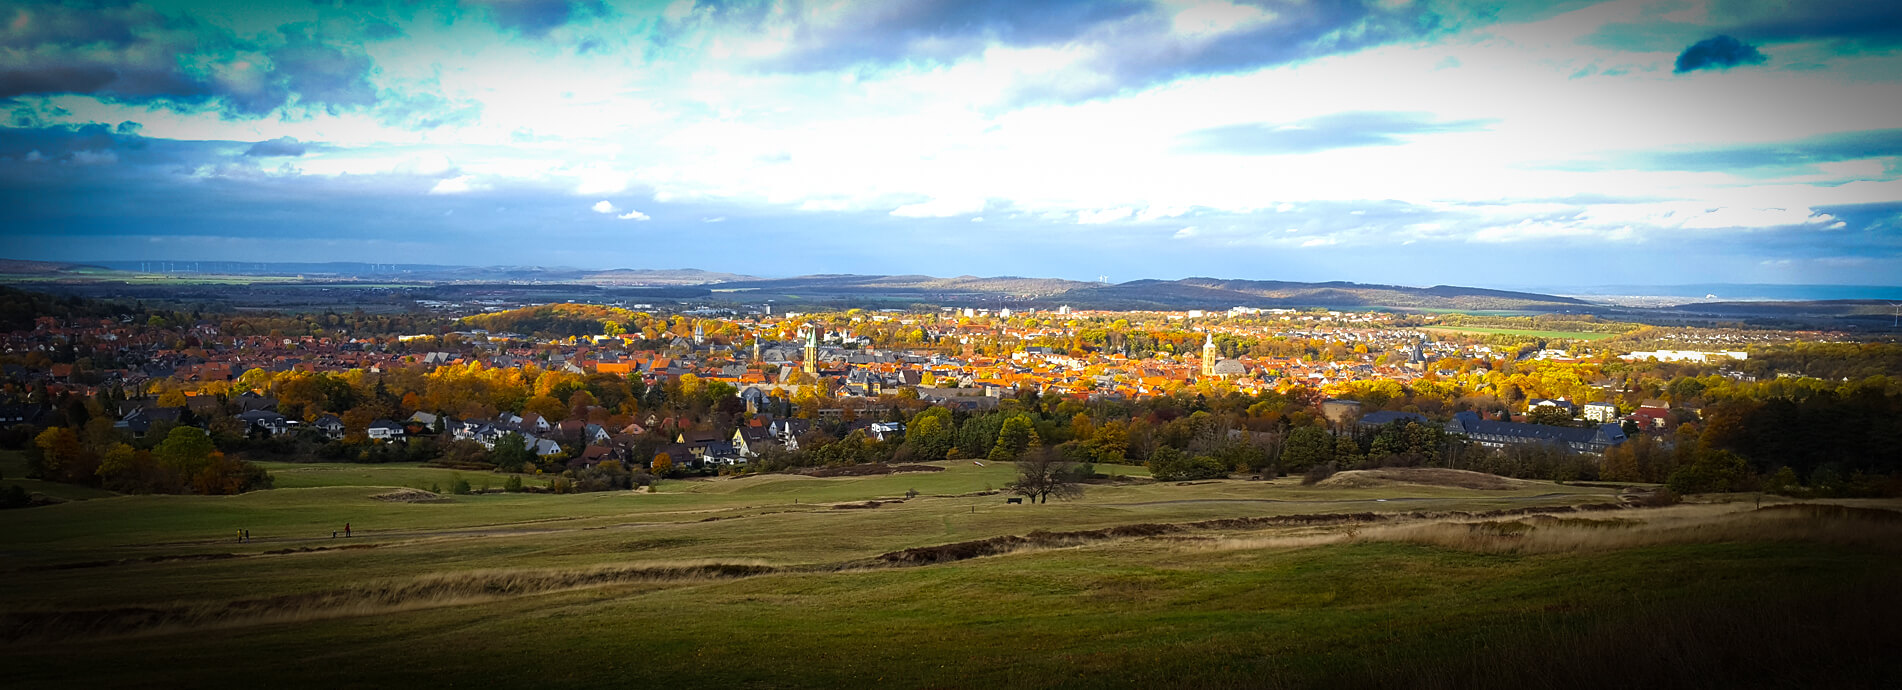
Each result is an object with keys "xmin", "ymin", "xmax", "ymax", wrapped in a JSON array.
[
  {"xmin": 1632, "ymin": 487, "xmax": 1680, "ymax": 507},
  {"xmin": 1, "ymin": 484, "xmax": 30, "ymax": 509},
  {"xmin": 1301, "ymin": 462, "xmax": 1340, "ymax": 486},
  {"xmin": 1149, "ymin": 447, "xmax": 1230, "ymax": 482},
  {"xmin": 450, "ymin": 477, "xmax": 472, "ymax": 495},
  {"xmin": 504, "ymin": 475, "xmax": 524, "ymax": 492}
]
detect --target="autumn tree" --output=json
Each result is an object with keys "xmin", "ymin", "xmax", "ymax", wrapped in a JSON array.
[
  {"xmin": 1085, "ymin": 419, "xmax": 1129, "ymax": 463},
  {"xmin": 31, "ymin": 426, "xmax": 95, "ymax": 484}
]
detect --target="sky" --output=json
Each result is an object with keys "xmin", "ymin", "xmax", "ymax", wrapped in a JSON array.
[{"xmin": 1, "ymin": 0, "xmax": 1899, "ymax": 289}]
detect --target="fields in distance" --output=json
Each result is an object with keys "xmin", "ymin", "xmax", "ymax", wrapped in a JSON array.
[{"xmin": 1, "ymin": 460, "xmax": 1896, "ymax": 689}]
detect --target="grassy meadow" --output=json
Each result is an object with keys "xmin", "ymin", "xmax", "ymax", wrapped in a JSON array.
[{"xmin": 2, "ymin": 459, "xmax": 1896, "ymax": 688}]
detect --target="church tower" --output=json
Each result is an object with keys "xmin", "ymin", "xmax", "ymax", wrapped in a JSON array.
[
  {"xmin": 753, "ymin": 335, "xmax": 761, "ymax": 363},
  {"xmin": 1201, "ymin": 332, "xmax": 1217, "ymax": 378},
  {"xmin": 693, "ymin": 322, "xmax": 704, "ymax": 346},
  {"xmin": 803, "ymin": 324, "xmax": 819, "ymax": 374}
]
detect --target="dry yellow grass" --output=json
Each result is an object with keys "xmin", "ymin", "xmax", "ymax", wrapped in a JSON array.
[
  {"xmin": 1315, "ymin": 467, "xmax": 1538, "ymax": 490},
  {"xmin": 1186, "ymin": 502, "xmax": 1902, "ymax": 555},
  {"xmin": 1357, "ymin": 502, "xmax": 1902, "ymax": 554},
  {"xmin": 1, "ymin": 560, "xmax": 776, "ymax": 643}
]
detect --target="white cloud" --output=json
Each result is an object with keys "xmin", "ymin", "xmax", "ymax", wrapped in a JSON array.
[
  {"xmin": 1300, "ymin": 237, "xmax": 1337, "ymax": 247},
  {"xmin": 1078, "ymin": 208, "xmax": 1134, "ymax": 224},
  {"xmin": 1138, "ymin": 205, "xmax": 1191, "ymax": 221},
  {"xmin": 592, "ymin": 200, "xmax": 617, "ymax": 214},
  {"xmin": 574, "ymin": 167, "xmax": 631, "ymax": 196},
  {"xmin": 891, "ymin": 197, "xmax": 985, "ymax": 218},
  {"xmin": 396, "ymin": 153, "xmax": 455, "ymax": 177},
  {"xmin": 1173, "ymin": 226, "xmax": 1198, "ymax": 239},
  {"xmin": 617, "ymin": 210, "xmax": 651, "ymax": 221},
  {"xmin": 428, "ymin": 176, "xmax": 478, "ymax": 195},
  {"xmin": 1169, "ymin": 0, "xmax": 1272, "ymax": 38},
  {"xmin": 70, "ymin": 150, "xmax": 118, "ymax": 165}
]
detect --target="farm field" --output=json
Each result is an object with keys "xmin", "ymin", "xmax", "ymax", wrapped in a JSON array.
[
  {"xmin": 2, "ymin": 461, "xmax": 1896, "ymax": 688},
  {"xmin": 1424, "ymin": 326, "xmax": 1622, "ymax": 341}
]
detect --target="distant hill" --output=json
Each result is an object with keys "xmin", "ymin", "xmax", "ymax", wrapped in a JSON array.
[
  {"xmin": 4, "ymin": 258, "xmax": 1593, "ymax": 311},
  {"xmin": 0, "ymin": 259, "xmax": 107, "ymax": 274},
  {"xmin": 701, "ymin": 274, "xmax": 1590, "ymax": 311},
  {"xmin": 444, "ymin": 266, "xmax": 755, "ymax": 285},
  {"xmin": 581, "ymin": 268, "xmax": 756, "ymax": 285},
  {"xmin": 56, "ymin": 261, "xmax": 755, "ymax": 285},
  {"xmin": 713, "ymin": 273, "xmax": 1090, "ymax": 297}
]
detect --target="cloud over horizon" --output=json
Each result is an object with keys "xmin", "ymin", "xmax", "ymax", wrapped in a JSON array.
[{"xmin": 1, "ymin": 0, "xmax": 1899, "ymax": 287}]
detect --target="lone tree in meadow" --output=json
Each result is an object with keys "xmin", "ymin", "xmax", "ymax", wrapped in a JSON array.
[{"xmin": 1010, "ymin": 447, "xmax": 1087, "ymax": 504}]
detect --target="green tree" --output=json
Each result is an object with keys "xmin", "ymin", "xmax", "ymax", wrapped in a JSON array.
[
  {"xmin": 1148, "ymin": 446, "xmax": 1230, "ymax": 481},
  {"xmin": 491, "ymin": 433, "xmax": 532, "ymax": 472},
  {"xmin": 1279, "ymin": 425, "xmax": 1334, "ymax": 472},
  {"xmin": 154, "ymin": 427, "xmax": 215, "ymax": 480},
  {"xmin": 989, "ymin": 415, "xmax": 1038, "ymax": 463},
  {"xmin": 1667, "ymin": 449, "xmax": 1755, "ymax": 495},
  {"xmin": 1527, "ymin": 406, "xmax": 1575, "ymax": 427},
  {"xmin": 905, "ymin": 407, "xmax": 955, "ymax": 461}
]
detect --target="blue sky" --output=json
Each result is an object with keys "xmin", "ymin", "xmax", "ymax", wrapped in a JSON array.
[{"xmin": 1, "ymin": 0, "xmax": 1899, "ymax": 288}]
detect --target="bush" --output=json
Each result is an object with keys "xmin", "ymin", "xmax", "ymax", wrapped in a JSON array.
[
  {"xmin": 1148, "ymin": 447, "xmax": 1230, "ymax": 482},
  {"xmin": 1632, "ymin": 487, "xmax": 1680, "ymax": 507},
  {"xmin": 504, "ymin": 475, "xmax": 524, "ymax": 492},
  {"xmin": 450, "ymin": 477, "xmax": 472, "ymax": 495},
  {"xmin": 1301, "ymin": 462, "xmax": 1339, "ymax": 486},
  {"xmin": 1, "ymin": 484, "xmax": 30, "ymax": 509}
]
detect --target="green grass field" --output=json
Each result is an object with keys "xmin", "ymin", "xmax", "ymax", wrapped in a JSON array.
[
  {"xmin": 2, "ymin": 459, "xmax": 1895, "ymax": 688},
  {"xmin": 1425, "ymin": 326, "xmax": 1621, "ymax": 341}
]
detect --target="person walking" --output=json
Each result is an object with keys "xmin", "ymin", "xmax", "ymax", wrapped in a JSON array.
[{"xmin": 344, "ymin": 522, "xmax": 352, "ymax": 538}]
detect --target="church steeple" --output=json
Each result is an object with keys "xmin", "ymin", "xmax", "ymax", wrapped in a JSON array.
[
  {"xmin": 803, "ymin": 324, "xmax": 819, "ymax": 374},
  {"xmin": 1201, "ymin": 331, "xmax": 1217, "ymax": 378}
]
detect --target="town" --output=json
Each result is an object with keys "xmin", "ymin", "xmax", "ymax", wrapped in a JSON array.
[{"xmin": 6, "ymin": 289, "xmax": 1890, "ymax": 500}]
